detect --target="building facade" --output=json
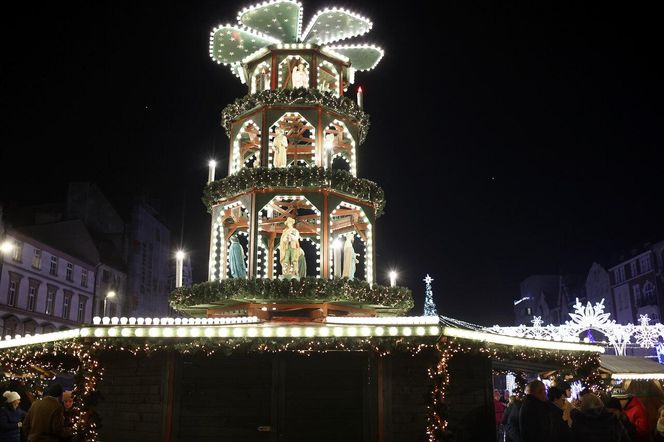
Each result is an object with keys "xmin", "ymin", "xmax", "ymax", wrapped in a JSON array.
[
  {"xmin": 0, "ymin": 227, "xmax": 96, "ymax": 337},
  {"xmin": 126, "ymin": 203, "xmax": 171, "ymax": 317},
  {"xmin": 609, "ymin": 241, "xmax": 664, "ymax": 324}
]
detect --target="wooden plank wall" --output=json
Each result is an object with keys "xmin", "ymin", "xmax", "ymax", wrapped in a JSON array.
[{"xmin": 96, "ymin": 351, "xmax": 167, "ymax": 441}]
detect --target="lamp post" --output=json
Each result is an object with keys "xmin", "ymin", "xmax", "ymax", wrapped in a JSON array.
[
  {"xmin": 0, "ymin": 240, "xmax": 15, "ymax": 280},
  {"xmin": 175, "ymin": 250, "xmax": 185, "ymax": 288},
  {"xmin": 389, "ymin": 270, "xmax": 397, "ymax": 288},
  {"xmin": 208, "ymin": 160, "xmax": 217, "ymax": 184},
  {"xmin": 103, "ymin": 291, "xmax": 116, "ymax": 317}
]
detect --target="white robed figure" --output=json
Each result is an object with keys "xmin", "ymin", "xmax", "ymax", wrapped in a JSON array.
[
  {"xmin": 279, "ymin": 217, "xmax": 301, "ymax": 278},
  {"xmin": 272, "ymin": 127, "xmax": 288, "ymax": 168},
  {"xmin": 292, "ymin": 63, "xmax": 309, "ymax": 88},
  {"xmin": 342, "ymin": 233, "xmax": 358, "ymax": 280}
]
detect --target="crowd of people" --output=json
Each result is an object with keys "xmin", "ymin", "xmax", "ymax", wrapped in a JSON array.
[
  {"xmin": 495, "ymin": 380, "xmax": 664, "ymax": 442},
  {"xmin": 0, "ymin": 384, "xmax": 75, "ymax": 442}
]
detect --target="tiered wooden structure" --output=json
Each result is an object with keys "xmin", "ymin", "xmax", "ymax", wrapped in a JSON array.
[{"xmin": 204, "ymin": 0, "xmax": 385, "ymax": 320}]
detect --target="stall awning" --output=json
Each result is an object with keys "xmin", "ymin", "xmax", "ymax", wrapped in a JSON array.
[{"xmin": 600, "ymin": 355, "xmax": 664, "ymax": 380}]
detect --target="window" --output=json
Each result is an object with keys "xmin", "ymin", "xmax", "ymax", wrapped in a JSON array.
[
  {"xmin": 27, "ymin": 286, "xmax": 37, "ymax": 311},
  {"xmin": 23, "ymin": 320, "xmax": 36, "ymax": 336},
  {"xmin": 66, "ymin": 263, "xmax": 73, "ymax": 282},
  {"xmin": 640, "ymin": 255, "xmax": 652, "ymax": 273},
  {"xmin": 644, "ymin": 282, "xmax": 656, "ymax": 304},
  {"xmin": 12, "ymin": 242, "xmax": 22, "ymax": 262},
  {"xmin": 62, "ymin": 292, "xmax": 72, "ymax": 320},
  {"xmin": 32, "ymin": 249, "xmax": 42, "ymax": 269},
  {"xmin": 630, "ymin": 261, "xmax": 638, "ymax": 277},
  {"xmin": 77, "ymin": 296, "xmax": 88, "ymax": 323},
  {"xmin": 7, "ymin": 281, "xmax": 17, "ymax": 307},
  {"xmin": 2, "ymin": 317, "xmax": 18, "ymax": 338},
  {"xmin": 615, "ymin": 267, "xmax": 626, "ymax": 284},
  {"xmin": 45, "ymin": 286, "xmax": 56, "ymax": 315},
  {"xmin": 102, "ymin": 269, "xmax": 110, "ymax": 283},
  {"xmin": 81, "ymin": 269, "xmax": 88, "ymax": 288},
  {"xmin": 49, "ymin": 256, "xmax": 58, "ymax": 276}
]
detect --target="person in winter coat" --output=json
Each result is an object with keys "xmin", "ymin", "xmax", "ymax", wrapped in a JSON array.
[
  {"xmin": 654, "ymin": 405, "xmax": 664, "ymax": 442},
  {"xmin": 519, "ymin": 380, "xmax": 556, "ymax": 442},
  {"xmin": 620, "ymin": 394, "xmax": 650, "ymax": 442},
  {"xmin": 548, "ymin": 387, "xmax": 571, "ymax": 442},
  {"xmin": 570, "ymin": 393, "xmax": 630, "ymax": 442},
  {"xmin": 605, "ymin": 397, "xmax": 637, "ymax": 442},
  {"xmin": 501, "ymin": 396, "xmax": 522, "ymax": 442},
  {"xmin": 22, "ymin": 384, "xmax": 73, "ymax": 442},
  {"xmin": 0, "ymin": 391, "xmax": 25, "ymax": 442}
]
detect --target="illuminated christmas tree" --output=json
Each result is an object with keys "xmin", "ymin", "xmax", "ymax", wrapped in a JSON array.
[{"xmin": 424, "ymin": 274, "xmax": 438, "ymax": 316}]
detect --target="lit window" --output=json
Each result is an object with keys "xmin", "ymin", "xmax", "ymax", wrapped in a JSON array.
[{"xmin": 32, "ymin": 249, "xmax": 42, "ymax": 269}]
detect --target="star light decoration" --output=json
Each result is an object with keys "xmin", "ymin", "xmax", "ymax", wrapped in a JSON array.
[
  {"xmin": 488, "ymin": 298, "xmax": 664, "ymax": 356},
  {"xmin": 209, "ymin": 0, "xmax": 385, "ymax": 77}
]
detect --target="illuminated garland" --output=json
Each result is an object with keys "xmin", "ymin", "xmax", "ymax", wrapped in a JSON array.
[
  {"xmin": 492, "ymin": 368, "xmax": 527, "ymax": 398},
  {"xmin": 221, "ymin": 88, "xmax": 370, "ymax": 143},
  {"xmin": 203, "ymin": 166, "xmax": 385, "ymax": 217},
  {"xmin": 0, "ymin": 341, "xmax": 103, "ymax": 442},
  {"xmin": 170, "ymin": 277, "xmax": 412, "ymax": 311}
]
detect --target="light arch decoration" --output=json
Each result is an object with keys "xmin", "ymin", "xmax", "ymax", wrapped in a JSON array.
[
  {"xmin": 231, "ymin": 120, "xmax": 261, "ymax": 173},
  {"xmin": 251, "ymin": 61, "xmax": 272, "ymax": 93},
  {"xmin": 278, "ymin": 55, "xmax": 310, "ymax": 90},
  {"xmin": 317, "ymin": 60, "xmax": 340, "ymax": 96},
  {"xmin": 209, "ymin": 200, "xmax": 251, "ymax": 281},
  {"xmin": 269, "ymin": 112, "xmax": 316, "ymax": 168},
  {"xmin": 324, "ymin": 119, "xmax": 356, "ymax": 175},
  {"xmin": 257, "ymin": 195, "xmax": 321, "ymax": 279},
  {"xmin": 329, "ymin": 201, "xmax": 373, "ymax": 285}
]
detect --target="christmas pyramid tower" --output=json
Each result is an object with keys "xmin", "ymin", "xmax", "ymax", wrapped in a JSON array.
[{"xmin": 172, "ymin": 0, "xmax": 413, "ymax": 319}]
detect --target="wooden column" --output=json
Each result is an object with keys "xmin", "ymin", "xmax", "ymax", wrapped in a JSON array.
[
  {"xmin": 163, "ymin": 352, "xmax": 176, "ymax": 442},
  {"xmin": 248, "ymin": 194, "xmax": 258, "ymax": 277},
  {"xmin": 317, "ymin": 107, "xmax": 324, "ymax": 167},
  {"xmin": 321, "ymin": 192, "xmax": 329, "ymax": 279}
]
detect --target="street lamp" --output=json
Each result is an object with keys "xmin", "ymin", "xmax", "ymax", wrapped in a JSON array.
[
  {"xmin": 175, "ymin": 250, "xmax": 185, "ymax": 288},
  {"xmin": 208, "ymin": 160, "xmax": 217, "ymax": 184},
  {"xmin": 0, "ymin": 241, "xmax": 14, "ymax": 255},
  {"xmin": 389, "ymin": 270, "xmax": 397, "ymax": 288},
  {"xmin": 103, "ymin": 291, "xmax": 116, "ymax": 317}
]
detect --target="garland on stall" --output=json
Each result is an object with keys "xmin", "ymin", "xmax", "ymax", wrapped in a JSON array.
[
  {"xmin": 221, "ymin": 88, "xmax": 370, "ymax": 144},
  {"xmin": 170, "ymin": 277, "xmax": 413, "ymax": 312},
  {"xmin": 0, "ymin": 341, "xmax": 104, "ymax": 442},
  {"xmin": 203, "ymin": 166, "xmax": 386, "ymax": 217}
]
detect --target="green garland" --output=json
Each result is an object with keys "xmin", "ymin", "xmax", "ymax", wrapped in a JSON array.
[
  {"xmin": 170, "ymin": 277, "xmax": 413, "ymax": 312},
  {"xmin": 221, "ymin": 88, "xmax": 370, "ymax": 144},
  {"xmin": 203, "ymin": 166, "xmax": 386, "ymax": 217}
]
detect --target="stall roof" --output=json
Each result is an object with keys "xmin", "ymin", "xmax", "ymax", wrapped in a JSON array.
[{"xmin": 600, "ymin": 355, "xmax": 664, "ymax": 380}]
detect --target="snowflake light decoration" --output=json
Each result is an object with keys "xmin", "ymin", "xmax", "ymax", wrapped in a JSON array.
[
  {"xmin": 486, "ymin": 298, "xmax": 664, "ymax": 355},
  {"xmin": 566, "ymin": 298, "xmax": 612, "ymax": 330}
]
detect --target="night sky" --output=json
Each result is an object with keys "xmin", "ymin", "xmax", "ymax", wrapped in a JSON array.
[{"xmin": 1, "ymin": 1, "xmax": 662, "ymax": 325}]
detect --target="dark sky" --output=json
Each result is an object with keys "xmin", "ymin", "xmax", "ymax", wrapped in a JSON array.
[{"xmin": 1, "ymin": 1, "xmax": 662, "ymax": 326}]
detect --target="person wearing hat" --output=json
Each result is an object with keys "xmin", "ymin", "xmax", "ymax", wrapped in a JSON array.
[
  {"xmin": 22, "ymin": 384, "xmax": 73, "ymax": 442},
  {"xmin": 0, "ymin": 391, "xmax": 25, "ymax": 442},
  {"xmin": 614, "ymin": 390, "xmax": 649, "ymax": 442}
]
